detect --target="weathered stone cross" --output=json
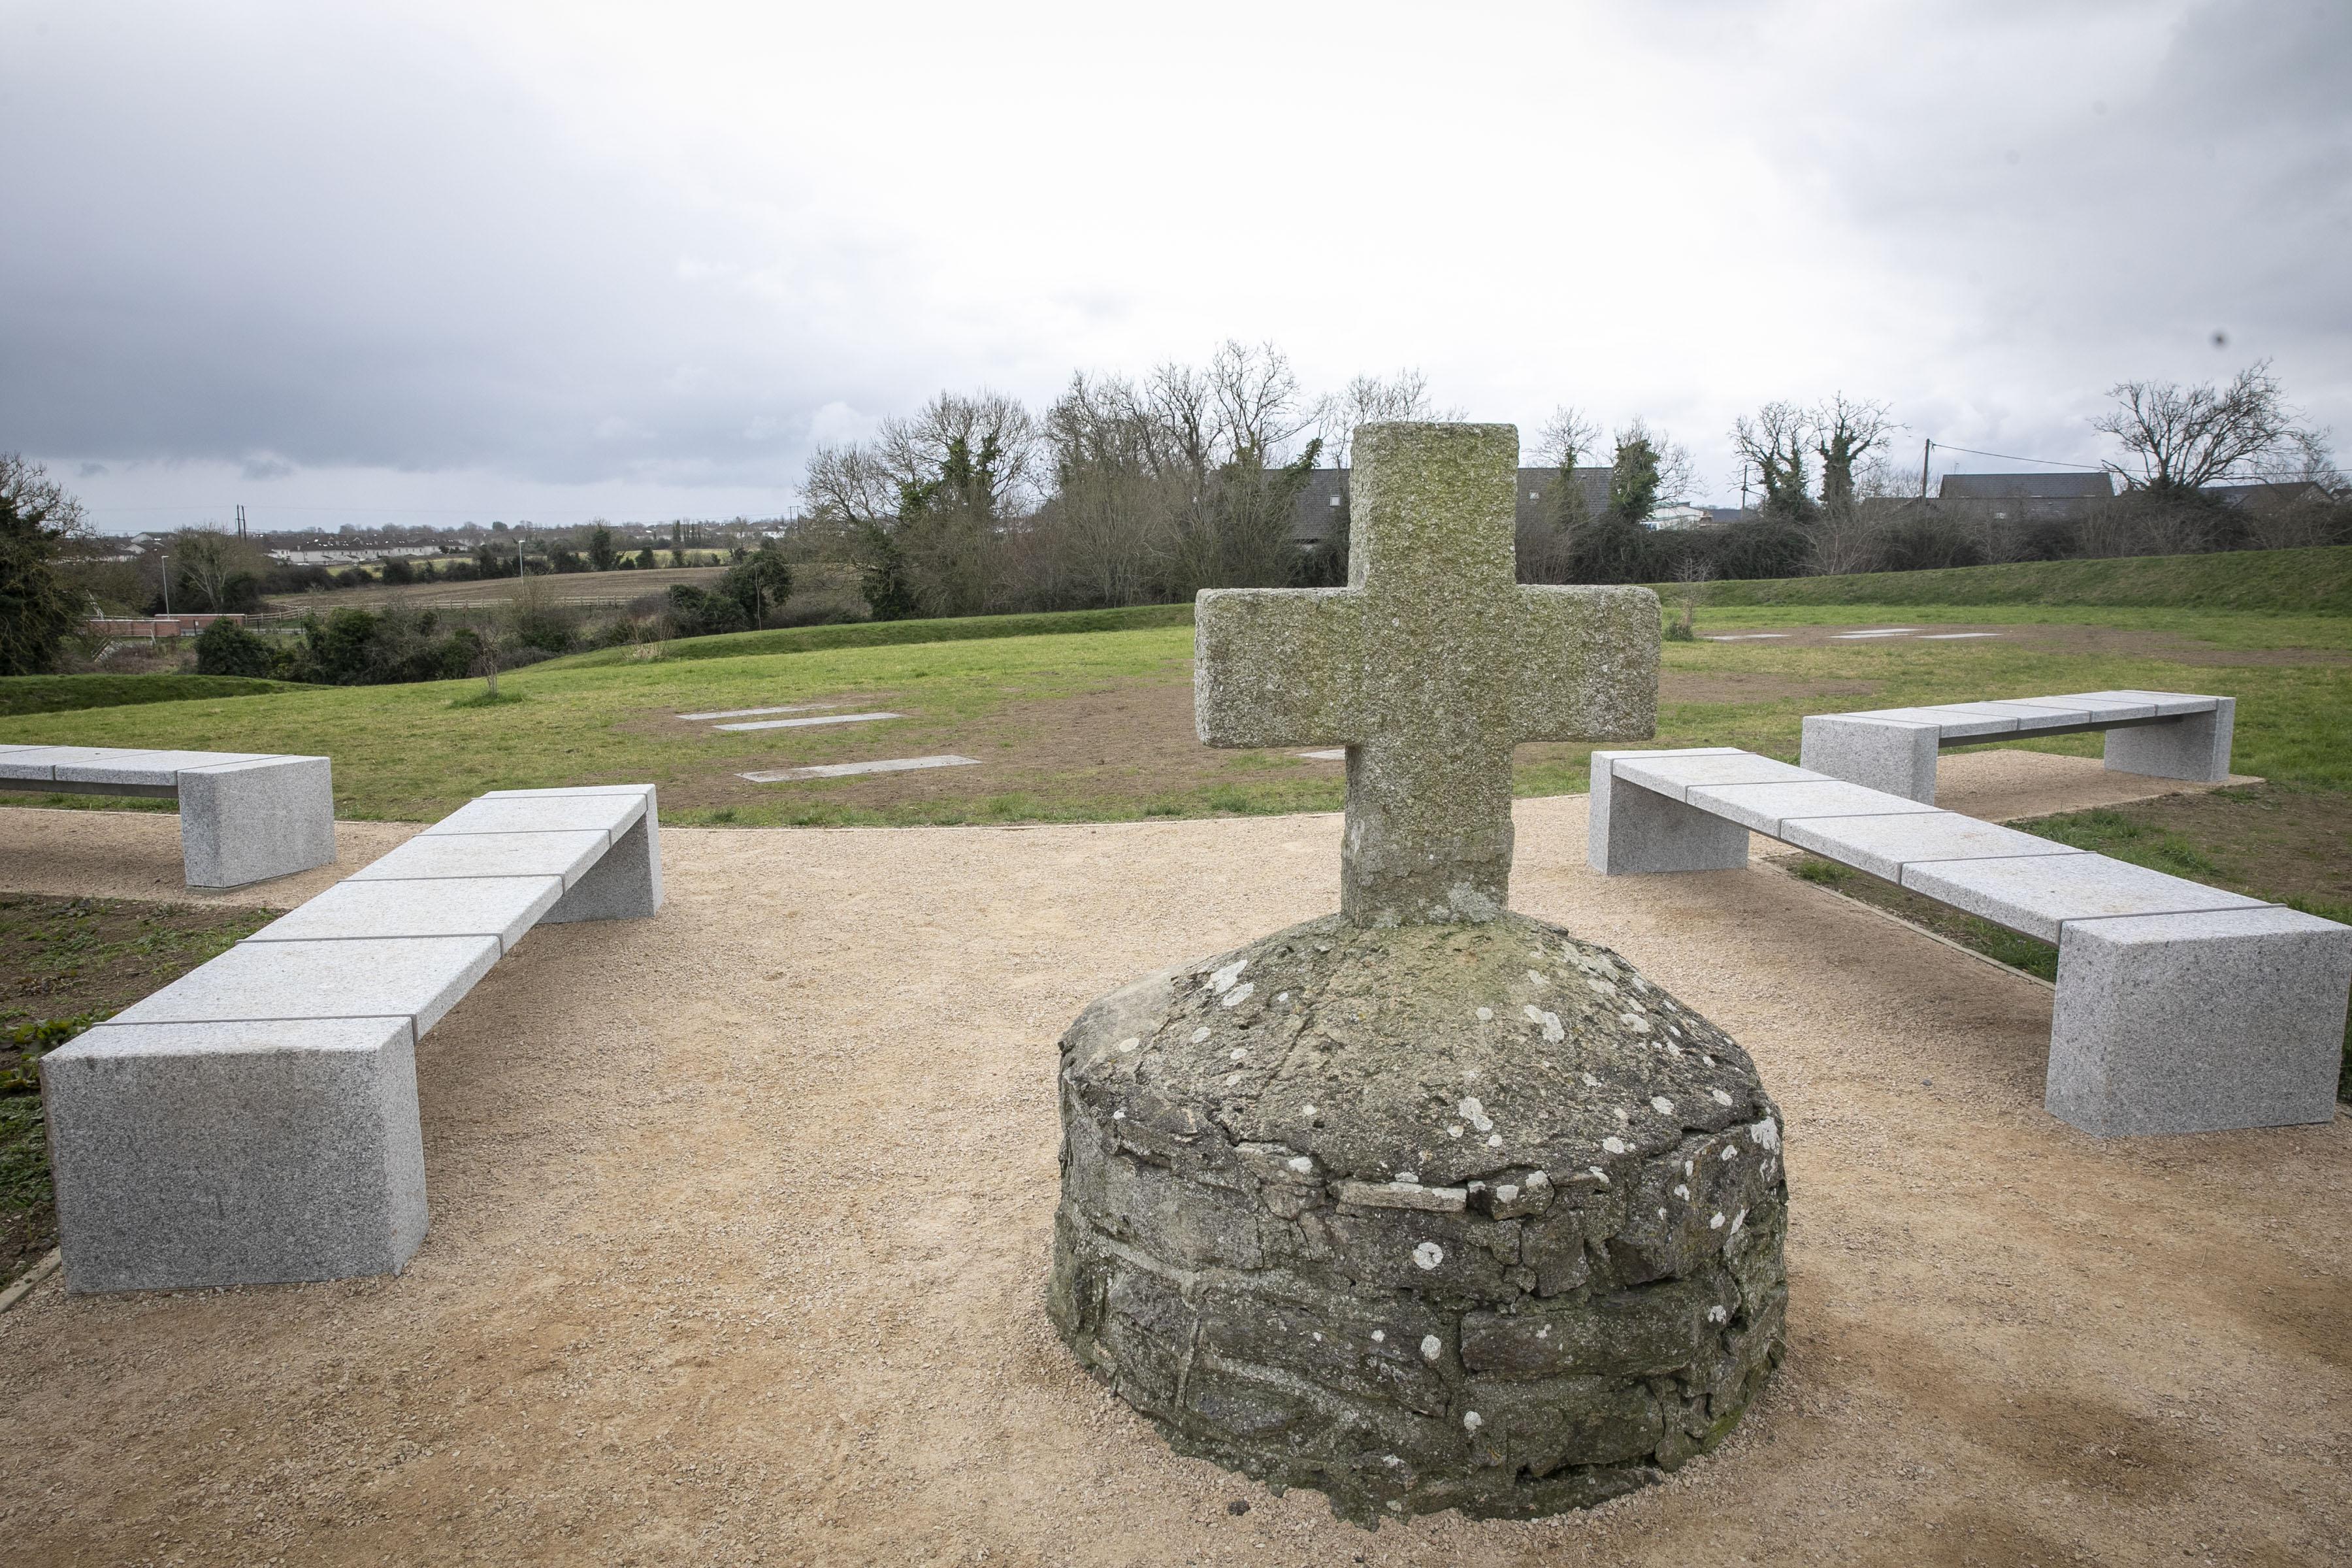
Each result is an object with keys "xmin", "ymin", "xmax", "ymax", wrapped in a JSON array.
[{"xmin": 1196, "ymin": 422, "xmax": 1659, "ymax": 926}]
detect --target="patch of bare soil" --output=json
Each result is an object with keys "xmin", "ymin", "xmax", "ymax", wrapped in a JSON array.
[
  {"xmin": 653, "ymin": 676, "xmax": 1328, "ymax": 817},
  {"xmin": 1, "ymin": 763, "xmax": 2344, "ymax": 1567}
]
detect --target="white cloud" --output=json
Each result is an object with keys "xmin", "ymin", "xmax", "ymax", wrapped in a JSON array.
[{"xmin": 3, "ymin": 0, "xmax": 2343, "ymax": 531}]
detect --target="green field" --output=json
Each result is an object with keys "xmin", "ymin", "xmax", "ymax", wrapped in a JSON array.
[
  {"xmin": 1668, "ymin": 542, "xmax": 2352, "ymax": 615},
  {"xmin": 0, "ymin": 673, "xmax": 297, "ymax": 718},
  {"xmin": 2, "ymin": 593, "xmax": 2347, "ymax": 826}
]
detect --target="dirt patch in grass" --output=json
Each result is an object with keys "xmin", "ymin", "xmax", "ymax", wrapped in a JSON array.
[
  {"xmin": 0, "ymin": 894, "xmax": 273, "ymax": 1288},
  {"xmin": 655, "ymin": 675, "xmax": 1347, "ymax": 823}
]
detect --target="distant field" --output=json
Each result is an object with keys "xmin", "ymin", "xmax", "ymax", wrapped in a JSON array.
[
  {"xmin": 3, "ymin": 600, "xmax": 2346, "ymax": 827},
  {"xmin": 1668, "ymin": 543, "xmax": 2352, "ymax": 615},
  {"xmin": 262, "ymin": 563, "xmax": 735, "ymax": 613},
  {"xmin": 546, "ymin": 601, "xmax": 1197, "ymax": 669}
]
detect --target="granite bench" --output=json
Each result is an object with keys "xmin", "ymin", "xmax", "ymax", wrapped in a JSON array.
[
  {"xmin": 39, "ymin": 783, "xmax": 662, "ymax": 1294},
  {"xmin": 1588, "ymin": 748, "xmax": 2350, "ymax": 1137},
  {"xmin": 1798, "ymin": 689, "xmax": 2234, "ymax": 805},
  {"xmin": 0, "ymin": 743, "xmax": 335, "ymax": 887}
]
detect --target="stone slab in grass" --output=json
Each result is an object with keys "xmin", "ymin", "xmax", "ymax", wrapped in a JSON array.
[
  {"xmin": 1916, "ymin": 632, "xmax": 2001, "ymax": 640},
  {"xmin": 353, "ymin": 829, "xmax": 610, "ymax": 887},
  {"xmin": 712, "ymin": 711, "xmax": 901, "ymax": 732},
  {"xmin": 1297, "ymin": 749, "xmax": 1346, "ymax": 761},
  {"xmin": 1827, "ymin": 628, "xmax": 1918, "ymax": 638},
  {"xmin": 1780, "ymin": 811, "xmax": 2085, "ymax": 883},
  {"xmin": 1900, "ymin": 852, "xmax": 2268, "ymax": 944},
  {"xmin": 247, "ymin": 875, "xmax": 564, "ymax": 951},
  {"xmin": 108, "ymin": 935, "xmax": 501, "ymax": 1035},
  {"xmin": 740, "ymin": 755, "xmax": 980, "ymax": 783},
  {"xmin": 676, "ymin": 704, "xmax": 835, "ymax": 721}
]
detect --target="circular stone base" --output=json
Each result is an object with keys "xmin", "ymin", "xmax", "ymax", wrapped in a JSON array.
[{"xmin": 1048, "ymin": 911, "xmax": 1787, "ymax": 1525}]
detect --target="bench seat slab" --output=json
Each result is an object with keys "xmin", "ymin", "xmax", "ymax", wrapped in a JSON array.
[
  {"xmin": 1612, "ymin": 752, "xmax": 1821, "ymax": 801},
  {"xmin": 2048, "ymin": 907, "xmax": 2352, "ymax": 1135},
  {"xmin": 1901, "ymin": 853, "xmax": 2268, "ymax": 945},
  {"xmin": 1779, "ymin": 812, "xmax": 2085, "ymax": 883},
  {"xmin": 353, "ymin": 829, "xmax": 611, "ymax": 887},
  {"xmin": 110, "ymin": 935, "xmax": 501, "ymax": 1037},
  {"xmin": 425, "ymin": 792, "xmax": 647, "ymax": 840},
  {"xmin": 248, "ymin": 876, "xmax": 564, "ymax": 953},
  {"xmin": 42, "ymin": 1017, "xmax": 427, "ymax": 1292},
  {"xmin": 1688, "ymin": 778, "xmax": 1942, "ymax": 836}
]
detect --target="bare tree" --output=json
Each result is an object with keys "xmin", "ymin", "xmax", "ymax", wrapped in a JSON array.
[
  {"xmin": 1313, "ymin": 369, "xmax": 1461, "ymax": 466},
  {"xmin": 1731, "ymin": 402, "xmax": 1815, "ymax": 521},
  {"xmin": 1530, "ymin": 405, "xmax": 1599, "ymax": 470},
  {"xmin": 2093, "ymin": 361, "xmax": 2303, "ymax": 498},
  {"xmin": 169, "ymin": 526, "xmax": 266, "ymax": 612},
  {"xmin": 1813, "ymin": 394, "xmax": 1893, "ymax": 520}
]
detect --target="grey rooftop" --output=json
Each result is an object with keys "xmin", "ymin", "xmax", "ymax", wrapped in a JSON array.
[
  {"xmin": 0, "ymin": 744, "xmax": 335, "ymax": 887},
  {"xmin": 41, "ymin": 783, "xmax": 664, "ymax": 1294},
  {"xmin": 1800, "ymin": 690, "xmax": 2234, "ymax": 805},
  {"xmin": 1588, "ymin": 747, "xmax": 2349, "ymax": 1136}
]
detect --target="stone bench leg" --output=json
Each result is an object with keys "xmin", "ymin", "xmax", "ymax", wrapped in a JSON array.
[
  {"xmin": 1799, "ymin": 715, "xmax": 1940, "ymax": 804},
  {"xmin": 177, "ymin": 756, "xmax": 337, "ymax": 888},
  {"xmin": 1588, "ymin": 751, "xmax": 1752, "ymax": 875},
  {"xmin": 2046, "ymin": 906, "xmax": 2351, "ymax": 1135},
  {"xmin": 2102, "ymin": 698, "xmax": 2234, "ymax": 785},
  {"xmin": 542, "ymin": 807, "xmax": 664, "ymax": 923},
  {"xmin": 41, "ymin": 1019, "xmax": 428, "ymax": 1292}
]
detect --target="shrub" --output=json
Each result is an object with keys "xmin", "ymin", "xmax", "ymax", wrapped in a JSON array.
[
  {"xmin": 192, "ymin": 617, "xmax": 284, "ymax": 678},
  {"xmin": 664, "ymin": 583, "xmax": 750, "ymax": 638}
]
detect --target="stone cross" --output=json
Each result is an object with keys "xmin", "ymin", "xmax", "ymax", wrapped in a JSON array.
[{"xmin": 1196, "ymin": 422, "xmax": 1659, "ymax": 926}]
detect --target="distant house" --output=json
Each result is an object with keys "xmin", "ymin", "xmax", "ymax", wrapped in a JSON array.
[
  {"xmin": 1294, "ymin": 465, "xmax": 1673, "ymax": 547},
  {"xmin": 1936, "ymin": 472, "xmax": 2113, "ymax": 523},
  {"xmin": 2200, "ymin": 481, "xmax": 2335, "ymax": 513}
]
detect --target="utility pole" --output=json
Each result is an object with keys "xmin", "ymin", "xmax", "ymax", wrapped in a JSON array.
[
  {"xmin": 1920, "ymin": 439, "xmax": 1933, "ymax": 499},
  {"xmin": 1738, "ymin": 460, "xmax": 1750, "ymax": 514}
]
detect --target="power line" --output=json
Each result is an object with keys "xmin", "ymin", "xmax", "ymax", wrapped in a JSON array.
[{"xmin": 1927, "ymin": 441, "xmax": 2106, "ymax": 472}]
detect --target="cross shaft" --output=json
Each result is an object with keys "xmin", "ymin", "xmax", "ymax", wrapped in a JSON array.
[{"xmin": 1196, "ymin": 423, "xmax": 1659, "ymax": 926}]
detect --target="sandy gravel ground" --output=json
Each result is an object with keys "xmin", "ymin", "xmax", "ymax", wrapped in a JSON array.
[{"xmin": 0, "ymin": 753, "xmax": 2340, "ymax": 1567}]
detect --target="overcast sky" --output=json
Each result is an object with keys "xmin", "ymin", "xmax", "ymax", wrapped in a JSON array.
[{"xmin": 5, "ymin": 0, "xmax": 2347, "ymax": 534}]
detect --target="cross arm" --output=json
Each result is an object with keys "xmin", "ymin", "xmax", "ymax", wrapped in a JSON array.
[
  {"xmin": 1507, "ymin": 585, "xmax": 1661, "ymax": 742},
  {"xmin": 1195, "ymin": 587, "xmax": 1369, "ymax": 747}
]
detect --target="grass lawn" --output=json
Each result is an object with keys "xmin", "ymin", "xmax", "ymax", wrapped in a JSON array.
[
  {"xmin": 1, "ymin": 599, "xmax": 2347, "ymax": 826},
  {"xmin": 0, "ymin": 894, "xmax": 274, "ymax": 1288}
]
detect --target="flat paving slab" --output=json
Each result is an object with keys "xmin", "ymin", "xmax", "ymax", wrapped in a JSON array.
[
  {"xmin": 713, "ymin": 711, "xmax": 902, "ymax": 732},
  {"xmin": 1780, "ymin": 811, "xmax": 2087, "ymax": 883},
  {"xmin": 425, "ymin": 793, "xmax": 645, "ymax": 839},
  {"xmin": 353, "ymin": 829, "xmax": 610, "ymax": 887},
  {"xmin": 740, "ymin": 755, "xmax": 981, "ymax": 783},
  {"xmin": 1687, "ymin": 778, "xmax": 1944, "ymax": 835},
  {"xmin": 1916, "ymin": 632, "xmax": 2001, "ymax": 640},
  {"xmin": 1298, "ymin": 749, "xmax": 1347, "ymax": 761},
  {"xmin": 1828, "ymin": 628, "xmax": 1919, "ymax": 638},
  {"xmin": 678, "ymin": 704, "xmax": 836, "ymax": 721},
  {"xmin": 1901, "ymin": 852, "xmax": 2269, "ymax": 943},
  {"xmin": 1614, "ymin": 752, "xmax": 1821, "ymax": 800},
  {"xmin": 247, "ymin": 875, "xmax": 565, "ymax": 951},
  {"xmin": 109, "ymin": 935, "xmax": 501, "ymax": 1034}
]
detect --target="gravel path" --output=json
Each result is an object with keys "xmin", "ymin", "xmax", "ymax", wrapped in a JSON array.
[{"xmin": 0, "ymin": 752, "xmax": 2339, "ymax": 1567}]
